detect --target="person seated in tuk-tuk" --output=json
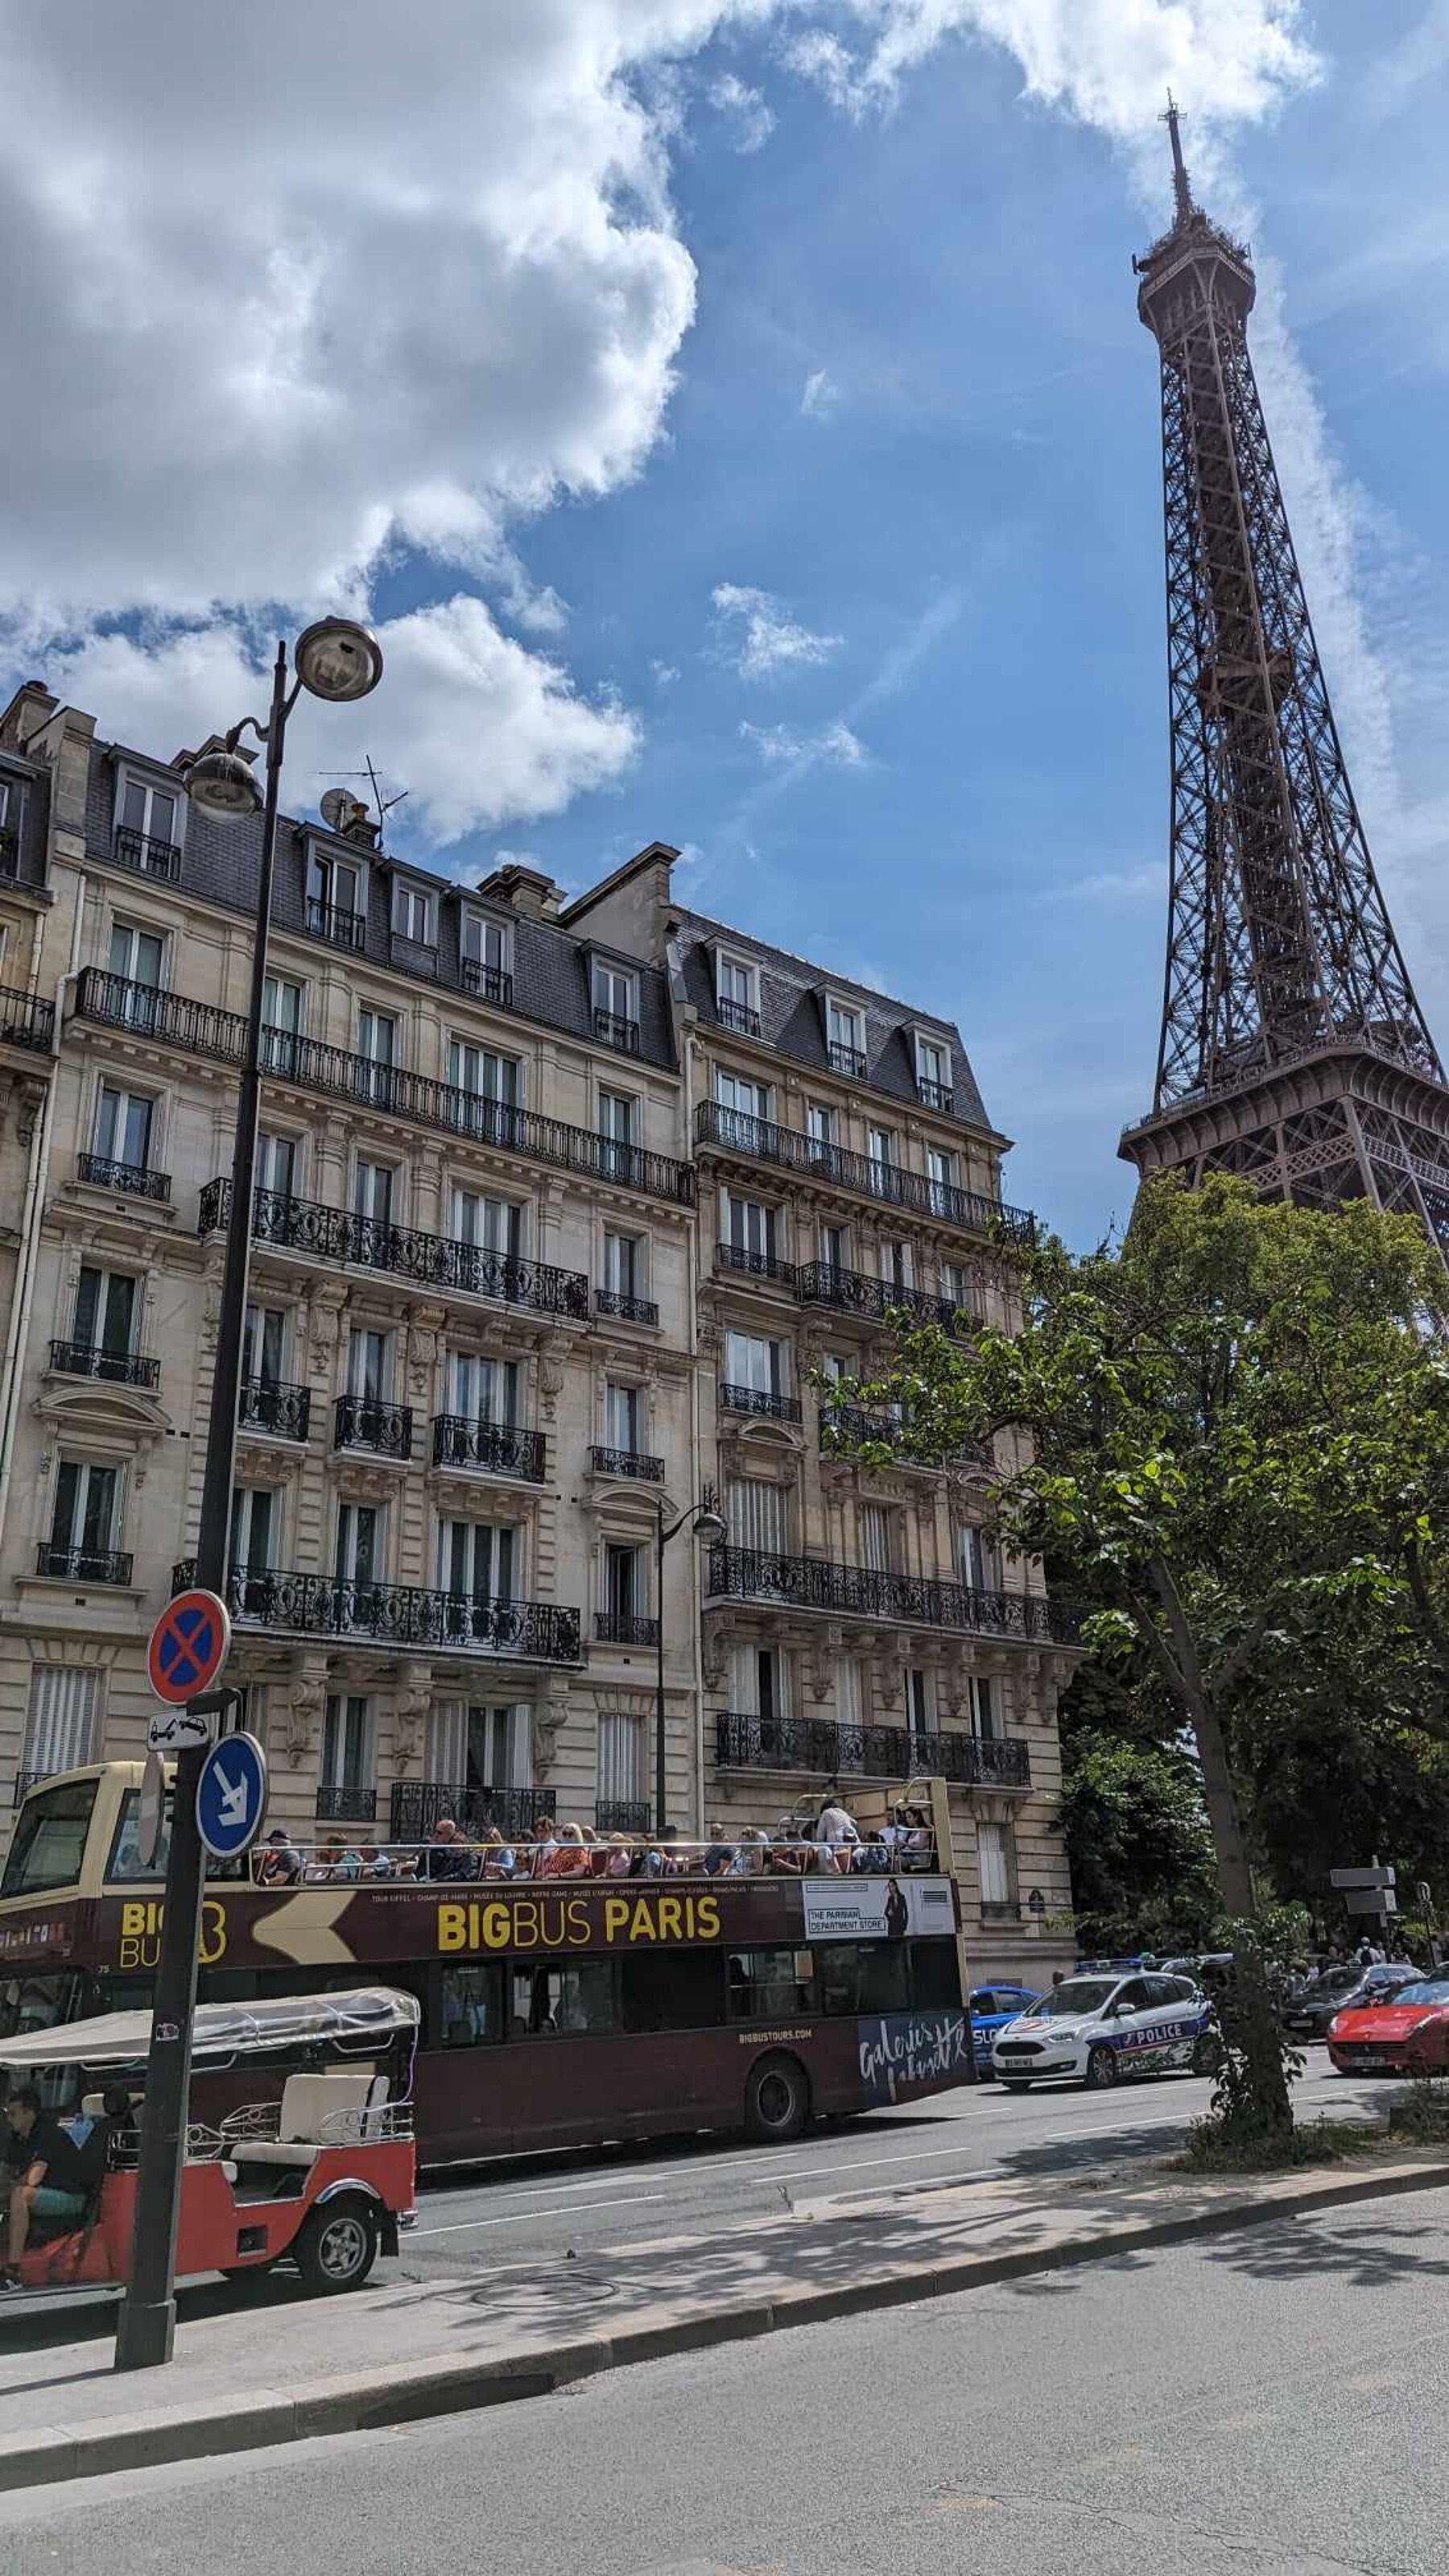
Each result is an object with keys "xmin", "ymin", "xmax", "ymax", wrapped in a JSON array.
[{"xmin": 2, "ymin": 2087, "xmax": 93, "ymax": 2286}]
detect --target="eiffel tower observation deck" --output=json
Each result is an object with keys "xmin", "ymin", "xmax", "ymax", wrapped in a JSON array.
[{"xmin": 1117, "ymin": 103, "xmax": 1449, "ymax": 1261}]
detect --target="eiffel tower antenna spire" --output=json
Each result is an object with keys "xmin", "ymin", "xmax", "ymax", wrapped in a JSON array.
[{"xmin": 1163, "ymin": 93, "xmax": 1192, "ymax": 225}]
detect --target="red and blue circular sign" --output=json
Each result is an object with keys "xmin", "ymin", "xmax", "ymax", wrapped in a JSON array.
[{"xmin": 147, "ymin": 1589, "xmax": 231, "ymax": 1706}]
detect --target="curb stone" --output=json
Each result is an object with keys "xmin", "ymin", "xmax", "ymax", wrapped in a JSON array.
[{"xmin": 3, "ymin": 2154, "xmax": 1446, "ymax": 2495}]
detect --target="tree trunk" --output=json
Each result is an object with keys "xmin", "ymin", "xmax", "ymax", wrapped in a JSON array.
[
  {"xmin": 1191, "ymin": 1691, "xmax": 1255, "ymax": 1920},
  {"xmin": 1192, "ymin": 1690, "xmax": 1293, "ymax": 2134}
]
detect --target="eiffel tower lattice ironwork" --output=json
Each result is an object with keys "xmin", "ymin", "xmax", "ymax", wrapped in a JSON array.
[{"xmin": 1118, "ymin": 102, "xmax": 1449, "ymax": 1261}]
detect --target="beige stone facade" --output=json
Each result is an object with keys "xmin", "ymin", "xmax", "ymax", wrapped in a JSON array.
[{"xmin": 0, "ymin": 687, "xmax": 1077, "ymax": 1979}]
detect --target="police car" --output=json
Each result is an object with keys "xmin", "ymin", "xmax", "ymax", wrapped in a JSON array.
[{"xmin": 991, "ymin": 1970, "xmax": 1219, "ymax": 2092}]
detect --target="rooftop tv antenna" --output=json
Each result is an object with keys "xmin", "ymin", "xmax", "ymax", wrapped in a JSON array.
[{"xmin": 318, "ymin": 754, "xmax": 409, "ymax": 832}]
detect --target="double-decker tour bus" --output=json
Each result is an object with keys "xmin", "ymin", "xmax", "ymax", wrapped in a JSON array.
[{"xmin": 0, "ymin": 1765, "xmax": 974, "ymax": 2161}]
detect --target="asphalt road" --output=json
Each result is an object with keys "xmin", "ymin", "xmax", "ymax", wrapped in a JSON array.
[{"xmin": 9, "ymin": 2182, "xmax": 1448, "ymax": 2573}]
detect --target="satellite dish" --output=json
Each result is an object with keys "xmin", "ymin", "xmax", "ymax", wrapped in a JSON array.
[{"xmin": 320, "ymin": 786, "xmax": 361, "ymax": 833}]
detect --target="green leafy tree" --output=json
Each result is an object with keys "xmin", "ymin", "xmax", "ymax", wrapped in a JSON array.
[
  {"xmin": 822, "ymin": 1174, "xmax": 1449, "ymax": 2137},
  {"xmin": 1056, "ymin": 1721, "xmax": 1217, "ymax": 1955}
]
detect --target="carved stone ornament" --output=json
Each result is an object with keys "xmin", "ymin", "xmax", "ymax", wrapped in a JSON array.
[
  {"xmin": 285, "ymin": 1670, "xmax": 326, "ymax": 1766},
  {"xmin": 807, "ymin": 1622, "xmax": 843, "ymax": 1704},
  {"xmin": 392, "ymin": 1667, "xmax": 432, "ymax": 1770},
  {"xmin": 533, "ymin": 1675, "xmax": 571, "ymax": 1777},
  {"xmin": 700, "ymin": 1616, "xmax": 737, "ymax": 1695},
  {"xmin": 407, "ymin": 1329, "xmax": 438, "ymax": 1401}
]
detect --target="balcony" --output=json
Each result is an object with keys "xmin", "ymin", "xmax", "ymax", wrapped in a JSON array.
[
  {"xmin": 77, "ymin": 971, "xmax": 693, "ymax": 1206},
  {"xmin": 706, "ymin": 1545, "xmax": 1081, "ymax": 1645},
  {"xmin": 390, "ymin": 929, "xmax": 439, "ymax": 980},
  {"xmin": 916, "ymin": 1077, "xmax": 955, "ymax": 1113},
  {"xmin": 333, "ymin": 1393, "xmax": 414, "ymax": 1460},
  {"xmin": 716, "ymin": 995, "xmax": 762, "ymax": 1038},
  {"xmin": 696, "ymin": 1100, "xmax": 1032, "ymax": 1241},
  {"xmin": 715, "ymin": 1243, "xmax": 798, "ymax": 1290},
  {"xmin": 200, "ymin": 1179, "xmax": 591, "ymax": 1320},
  {"xmin": 460, "ymin": 960, "xmax": 514, "ymax": 1009},
  {"xmin": 715, "ymin": 1711, "xmax": 1031, "ymax": 1788},
  {"xmin": 597, "ymin": 1798, "xmax": 651, "ymax": 1834},
  {"xmin": 239, "ymin": 1378, "xmax": 312, "ymax": 1441},
  {"xmin": 173, "ymin": 1562, "xmax": 582, "ymax": 1662},
  {"xmin": 794, "ymin": 1260, "xmax": 981, "ymax": 1332},
  {"xmin": 594, "ymin": 1007, "xmax": 641, "ymax": 1055},
  {"xmin": 112, "ymin": 825, "xmax": 181, "ymax": 883},
  {"xmin": 48, "ymin": 1340, "xmax": 160, "ymax": 1390},
  {"xmin": 719, "ymin": 1383, "xmax": 803, "ymax": 1424},
  {"xmin": 304, "ymin": 898, "xmax": 366, "ymax": 952},
  {"xmin": 76, "ymin": 1151, "xmax": 170, "ymax": 1202},
  {"xmin": 0, "ymin": 986, "xmax": 54, "ymax": 1053},
  {"xmin": 595, "ymin": 1287, "xmax": 659, "ymax": 1327},
  {"xmin": 594, "ymin": 1611, "xmax": 659, "ymax": 1648},
  {"xmin": 316, "ymin": 1783, "xmax": 378, "ymax": 1825},
  {"xmin": 821, "ymin": 1405, "xmax": 993, "ymax": 1473},
  {"xmin": 36, "ymin": 1544, "xmax": 134, "ymax": 1585},
  {"xmin": 390, "ymin": 1780, "xmax": 547, "ymax": 1843},
  {"xmin": 431, "ymin": 1416, "xmax": 546, "ymax": 1481},
  {"xmin": 828, "ymin": 1041, "xmax": 868, "ymax": 1080},
  {"xmin": 589, "ymin": 1445, "xmax": 665, "ymax": 1484}
]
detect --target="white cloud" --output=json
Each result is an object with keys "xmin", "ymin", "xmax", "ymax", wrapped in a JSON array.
[
  {"xmin": 800, "ymin": 367, "xmax": 840, "ymax": 417},
  {"xmin": 651, "ymin": 658, "xmax": 682, "ymax": 685},
  {"xmin": 1059, "ymin": 863, "xmax": 1162, "ymax": 904},
  {"xmin": 740, "ymin": 716, "xmax": 866, "ymax": 766},
  {"xmin": 711, "ymin": 70, "xmax": 776, "ymax": 150},
  {"xmin": 712, "ymin": 581, "xmax": 841, "ymax": 679}
]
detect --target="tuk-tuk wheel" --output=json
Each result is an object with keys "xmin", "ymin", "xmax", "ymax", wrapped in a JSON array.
[{"xmin": 294, "ymin": 2197, "xmax": 379, "ymax": 2293}]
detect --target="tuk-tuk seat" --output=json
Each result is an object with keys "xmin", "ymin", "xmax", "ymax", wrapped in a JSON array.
[{"xmin": 228, "ymin": 2070, "xmax": 386, "ymax": 2169}]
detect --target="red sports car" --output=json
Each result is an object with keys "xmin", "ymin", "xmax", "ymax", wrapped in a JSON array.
[{"xmin": 1327, "ymin": 1975, "xmax": 1449, "ymax": 2076}]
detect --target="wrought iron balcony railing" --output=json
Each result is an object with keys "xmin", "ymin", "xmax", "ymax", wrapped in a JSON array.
[
  {"xmin": 793, "ymin": 1260, "xmax": 981, "ymax": 1331},
  {"xmin": 820, "ymin": 1405, "xmax": 993, "ymax": 1472},
  {"xmin": 594, "ymin": 1611, "xmax": 660, "ymax": 1647},
  {"xmin": 48, "ymin": 1340, "xmax": 160, "ymax": 1389},
  {"xmin": 827, "ymin": 1040, "xmax": 868, "ymax": 1079},
  {"xmin": 705, "ymin": 1545, "xmax": 1080, "ymax": 1644},
  {"xmin": 460, "ymin": 960, "xmax": 514, "ymax": 1009},
  {"xmin": 333, "ymin": 1393, "xmax": 414, "ymax": 1459},
  {"xmin": 171, "ymin": 1562, "xmax": 582, "ymax": 1662},
  {"xmin": 76, "ymin": 1151, "xmax": 170, "ymax": 1201},
  {"xmin": 304, "ymin": 898, "xmax": 366, "ymax": 950},
  {"xmin": 597, "ymin": 1798, "xmax": 651, "ymax": 1834},
  {"xmin": 431, "ymin": 1415, "xmax": 546, "ymax": 1481},
  {"xmin": 316, "ymin": 1783, "xmax": 378, "ymax": 1824},
  {"xmin": 915, "ymin": 1078, "xmax": 955, "ymax": 1113},
  {"xmin": 719, "ymin": 1383, "xmax": 803, "ymax": 1423},
  {"xmin": 695, "ymin": 1100, "xmax": 1032, "ymax": 1241},
  {"xmin": 239, "ymin": 1378, "xmax": 312, "ymax": 1441},
  {"xmin": 714, "ymin": 1711, "xmax": 1031, "ymax": 1788},
  {"xmin": 593, "ymin": 1007, "xmax": 641, "ymax": 1055},
  {"xmin": 715, "ymin": 1242, "xmax": 798, "ymax": 1288},
  {"xmin": 111, "ymin": 825, "xmax": 181, "ymax": 882},
  {"xmin": 715, "ymin": 995, "xmax": 762, "ymax": 1038},
  {"xmin": 589, "ymin": 1445, "xmax": 665, "ymax": 1484},
  {"xmin": 199, "ymin": 1179, "xmax": 590, "ymax": 1320},
  {"xmin": 594, "ymin": 1287, "xmax": 659, "ymax": 1327},
  {"xmin": 37, "ymin": 1544, "xmax": 134, "ymax": 1585},
  {"xmin": 390, "ymin": 1780, "xmax": 547, "ymax": 1843},
  {"xmin": 77, "ymin": 971, "xmax": 695, "ymax": 1205},
  {"xmin": 0, "ymin": 986, "xmax": 54, "ymax": 1052}
]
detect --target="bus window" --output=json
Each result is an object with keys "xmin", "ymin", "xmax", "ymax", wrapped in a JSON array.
[
  {"xmin": 725, "ymin": 1948, "xmax": 816, "ymax": 2022},
  {"xmin": 910, "ymin": 1939, "xmax": 964, "ymax": 2010},
  {"xmin": 107, "ymin": 1790, "xmax": 173, "ymax": 1883},
  {"xmin": 510, "ymin": 1962, "xmax": 617, "ymax": 2037},
  {"xmin": 817, "ymin": 1946, "xmax": 861, "ymax": 2016},
  {"xmin": 0, "ymin": 1973, "xmax": 80, "ymax": 2041},
  {"xmin": 0, "ymin": 1778, "xmax": 98, "ymax": 1897},
  {"xmin": 816, "ymin": 1945, "xmax": 910, "ymax": 2017},
  {"xmin": 440, "ymin": 1963, "xmax": 502, "ymax": 2049},
  {"xmin": 621, "ymin": 1950, "xmax": 725, "ymax": 2034}
]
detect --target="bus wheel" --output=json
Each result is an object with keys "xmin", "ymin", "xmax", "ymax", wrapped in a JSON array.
[
  {"xmin": 293, "ymin": 2197, "xmax": 379, "ymax": 2293},
  {"xmin": 1084, "ymin": 2046, "xmax": 1118, "ymax": 2091},
  {"xmin": 745, "ymin": 2054, "xmax": 810, "ymax": 2143}
]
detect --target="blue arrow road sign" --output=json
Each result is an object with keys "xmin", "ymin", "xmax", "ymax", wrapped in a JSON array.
[{"xmin": 196, "ymin": 1732, "xmax": 268, "ymax": 1861}]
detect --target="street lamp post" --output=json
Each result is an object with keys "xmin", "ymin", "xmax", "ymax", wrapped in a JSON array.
[
  {"xmin": 654, "ymin": 1486, "xmax": 726, "ymax": 1835},
  {"xmin": 114, "ymin": 621, "xmax": 382, "ymax": 2374}
]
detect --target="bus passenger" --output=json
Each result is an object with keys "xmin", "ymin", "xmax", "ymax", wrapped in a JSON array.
[
  {"xmin": 546, "ymin": 1824, "xmax": 590, "ymax": 1878},
  {"xmin": 257, "ymin": 1827, "xmax": 302, "ymax": 1887},
  {"xmin": 701, "ymin": 1823, "xmax": 735, "ymax": 1876},
  {"xmin": 530, "ymin": 1817, "xmax": 559, "ymax": 1877},
  {"xmin": 605, "ymin": 1835, "xmax": 634, "ymax": 1878},
  {"xmin": 2, "ymin": 2089, "xmax": 91, "ymax": 2286},
  {"xmin": 424, "ymin": 1819, "xmax": 477, "ymax": 1882},
  {"xmin": 479, "ymin": 1827, "xmax": 517, "ymax": 1880}
]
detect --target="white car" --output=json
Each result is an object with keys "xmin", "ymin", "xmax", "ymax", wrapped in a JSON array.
[{"xmin": 991, "ymin": 1971, "xmax": 1219, "ymax": 2092}]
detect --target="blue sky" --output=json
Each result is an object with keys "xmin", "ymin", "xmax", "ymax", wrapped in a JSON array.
[{"xmin": 7, "ymin": 2, "xmax": 1449, "ymax": 1245}]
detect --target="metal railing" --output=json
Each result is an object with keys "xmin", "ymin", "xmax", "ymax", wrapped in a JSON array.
[
  {"xmin": 10, "ymin": 1769, "xmax": 52, "ymax": 1810},
  {"xmin": 239, "ymin": 1378, "xmax": 312, "ymax": 1440},
  {"xmin": 594, "ymin": 1008, "xmax": 641, "ymax": 1055},
  {"xmin": 595, "ymin": 1287, "xmax": 659, "ymax": 1326},
  {"xmin": 77, "ymin": 971, "xmax": 695, "ymax": 1205},
  {"xmin": 304, "ymin": 898, "xmax": 366, "ymax": 950},
  {"xmin": 48, "ymin": 1340, "xmax": 160, "ymax": 1389},
  {"xmin": 589, "ymin": 1445, "xmax": 665, "ymax": 1483},
  {"xmin": 171, "ymin": 1561, "xmax": 581, "ymax": 1662},
  {"xmin": 0, "ymin": 986, "xmax": 54, "ymax": 1052},
  {"xmin": 460, "ymin": 960, "xmax": 514, "ymax": 1009},
  {"xmin": 715, "ymin": 1711, "xmax": 1031, "ymax": 1787},
  {"xmin": 715, "ymin": 995, "xmax": 762, "ymax": 1038},
  {"xmin": 316, "ymin": 1784, "xmax": 379, "ymax": 1824},
  {"xmin": 828, "ymin": 1040, "xmax": 868, "ymax": 1078},
  {"xmin": 333, "ymin": 1393, "xmax": 414, "ymax": 1459},
  {"xmin": 390, "ymin": 1781, "xmax": 547, "ymax": 1843},
  {"xmin": 594, "ymin": 1611, "xmax": 659, "ymax": 1647},
  {"xmin": 706, "ymin": 1545, "xmax": 1081, "ymax": 1643},
  {"xmin": 76, "ymin": 1151, "xmax": 170, "ymax": 1201},
  {"xmin": 431, "ymin": 1416, "xmax": 546, "ymax": 1481},
  {"xmin": 822, "ymin": 1405, "xmax": 993, "ymax": 1472},
  {"xmin": 719, "ymin": 1383, "xmax": 803, "ymax": 1423},
  {"xmin": 111, "ymin": 826, "xmax": 181, "ymax": 882},
  {"xmin": 695, "ymin": 1099, "xmax": 1033, "ymax": 1241},
  {"xmin": 794, "ymin": 1260, "xmax": 981, "ymax": 1331},
  {"xmin": 199, "ymin": 1179, "xmax": 591, "ymax": 1319},
  {"xmin": 596, "ymin": 1799, "xmax": 651, "ymax": 1834},
  {"xmin": 715, "ymin": 1242, "xmax": 798, "ymax": 1287},
  {"xmin": 37, "ymin": 1544, "xmax": 134, "ymax": 1585},
  {"xmin": 916, "ymin": 1077, "xmax": 955, "ymax": 1113}
]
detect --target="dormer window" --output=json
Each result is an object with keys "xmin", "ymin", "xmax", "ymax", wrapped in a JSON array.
[
  {"xmin": 391, "ymin": 878, "xmax": 437, "ymax": 969},
  {"xmin": 825, "ymin": 997, "xmax": 866, "ymax": 1079},
  {"xmin": 716, "ymin": 951, "xmax": 761, "ymax": 1038},
  {"xmin": 914, "ymin": 1032, "xmax": 953, "ymax": 1113},
  {"xmin": 114, "ymin": 771, "xmax": 183, "ymax": 882},
  {"xmin": 307, "ymin": 847, "xmax": 366, "ymax": 951},
  {"xmin": 460, "ymin": 910, "xmax": 513, "ymax": 1007},
  {"xmin": 592, "ymin": 960, "xmax": 640, "ymax": 1055}
]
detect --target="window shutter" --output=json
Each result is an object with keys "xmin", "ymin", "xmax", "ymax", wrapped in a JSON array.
[
  {"xmin": 597, "ymin": 1711, "xmax": 646, "ymax": 1806},
  {"xmin": 728, "ymin": 1478, "xmax": 790, "ymax": 1555},
  {"xmin": 976, "ymin": 1822, "xmax": 1011, "ymax": 1905},
  {"xmin": 858, "ymin": 1505, "xmax": 891, "ymax": 1572},
  {"xmin": 22, "ymin": 1666, "xmax": 101, "ymax": 1777}
]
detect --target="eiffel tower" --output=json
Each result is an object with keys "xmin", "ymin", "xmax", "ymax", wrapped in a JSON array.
[{"xmin": 1118, "ymin": 104, "xmax": 1449, "ymax": 1259}]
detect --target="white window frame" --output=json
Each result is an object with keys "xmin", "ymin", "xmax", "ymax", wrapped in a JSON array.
[
  {"xmin": 603, "ymin": 1380, "xmax": 641, "ymax": 1453},
  {"xmin": 336, "ymin": 1499, "xmax": 387, "ymax": 1588},
  {"xmin": 724, "ymin": 1328, "xmax": 786, "ymax": 1398},
  {"xmin": 230, "ymin": 1484, "xmax": 279, "ymax": 1572},
  {"xmin": 243, "ymin": 1300, "xmax": 289, "ymax": 1387},
  {"xmin": 712, "ymin": 1066, "xmax": 770, "ymax": 1122},
  {"xmin": 346, "ymin": 1325, "xmax": 393, "ymax": 1402},
  {"xmin": 597, "ymin": 1708, "xmax": 649, "ymax": 1812},
  {"xmin": 307, "ymin": 841, "xmax": 367, "ymax": 920},
  {"xmin": 92, "ymin": 1077, "xmax": 159, "ymax": 1174},
  {"xmin": 106, "ymin": 917, "xmax": 167, "ymax": 992},
  {"xmin": 824, "ymin": 994, "xmax": 865, "ymax": 1061},
  {"xmin": 448, "ymin": 1036, "xmax": 521, "ymax": 1108},
  {"xmin": 72, "ymin": 1264, "xmax": 141, "ymax": 1357},
  {"xmin": 354, "ymin": 1158, "xmax": 398, "ymax": 1225},
  {"xmin": 50, "ymin": 1456, "xmax": 123, "ymax": 1556},
  {"xmin": 720, "ymin": 1189, "xmax": 778, "ymax": 1261},
  {"xmin": 392, "ymin": 877, "xmax": 436, "ymax": 945},
  {"xmin": 601, "ymin": 1228, "xmax": 645, "ymax": 1300},
  {"xmin": 976, "ymin": 1819, "xmax": 1013, "ymax": 1909},
  {"xmin": 321, "ymin": 1692, "xmax": 375, "ymax": 1797},
  {"xmin": 914, "ymin": 1032, "xmax": 951, "ymax": 1095},
  {"xmin": 256, "ymin": 1129, "xmax": 300, "ymax": 1199},
  {"xmin": 592, "ymin": 958, "xmax": 639, "ymax": 1023},
  {"xmin": 716, "ymin": 950, "xmax": 759, "ymax": 1017},
  {"xmin": 113, "ymin": 766, "xmax": 185, "ymax": 860},
  {"xmin": 449, "ymin": 1186, "xmax": 524, "ymax": 1257},
  {"xmin": 262, "ymin": 973, "xmax": 304, "ymax": 1036},
  {"xmin": 460, "ymin": 909, "xmax": 513, "ymax": 981}
]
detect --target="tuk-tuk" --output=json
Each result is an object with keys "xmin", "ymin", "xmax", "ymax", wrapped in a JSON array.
[{"xmin": 0, "ymin": 1986, "xmax": 417, "ymax": 2300}]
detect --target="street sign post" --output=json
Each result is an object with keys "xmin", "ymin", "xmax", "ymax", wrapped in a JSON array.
[
  {"xmin": 147, "ymin": 1591, "xmax": 231, "ymax": 1707},
  {"xmin": 1329, "ymin": 1865, "xmax": 1396, "ymax": 1890},
  {"xmin": 196, "ymin": 1733, "xmax": 268, "ymax": 1862},
  {"xmin": 147, "ymin": 1705, "xmax": 216, "ymax": 1755},
  {"xmin": 138, "ymin": 1750, "xmax": 167, "ymax": 1871},
  {"xmin": 1346, "ymin": 1888, "xmax": 1399, "ymax": 1917}
]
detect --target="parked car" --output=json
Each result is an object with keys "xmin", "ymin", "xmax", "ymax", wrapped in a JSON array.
[
  {"xmin": 991, "ymin": 1971, "xmax": 1218, "ymax": 2092},
  {"xmin": 1283, "ymin": 1963, "xmax": 1422, "ymax": 2041},
  {"xmin": 969, "ymin": 1984, "xmax": 1042, "ymax": 2074},
  {"xmin": 1327, "ymin": 1975, "xmax": 1449, "ymax": 2076}
]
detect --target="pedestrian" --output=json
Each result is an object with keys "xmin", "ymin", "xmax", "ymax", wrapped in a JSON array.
[{"xmin": 2, "ymin": 2088, "xmax": 92, "ymax": 2285}]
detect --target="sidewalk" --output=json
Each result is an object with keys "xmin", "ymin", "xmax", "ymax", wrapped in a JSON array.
[{"xmin": 2, "ymin": 2146, "xmax": 1446, "ymax": 2492}]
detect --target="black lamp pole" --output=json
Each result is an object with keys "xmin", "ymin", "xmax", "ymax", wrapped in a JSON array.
[{"xmin": 654, "ymin": 1486, "xmax": 723, "ymax": 1835}]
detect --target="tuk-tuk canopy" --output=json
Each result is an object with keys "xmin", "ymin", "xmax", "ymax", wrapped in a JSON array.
[{"xmin": 0, "ymin": 1987, "xmax": 419, "ymax": 2074}]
